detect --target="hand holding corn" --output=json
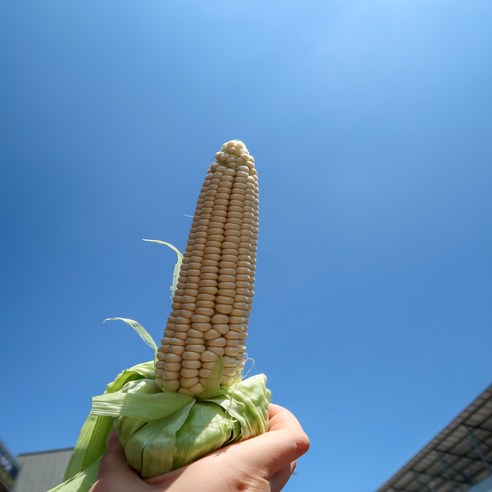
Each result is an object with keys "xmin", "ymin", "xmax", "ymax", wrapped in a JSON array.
[{"xmin": 91, "ymin": 405, "xmax": 310, "ymax": 492}]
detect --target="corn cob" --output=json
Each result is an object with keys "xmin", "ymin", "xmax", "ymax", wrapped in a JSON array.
[
  {"xmin": 155, "ymin": 140, "xmax": 259, "ymax": 396},
  {"xmin": 55, "ymin": 140, "xmax": 270, "ymax": 490}
]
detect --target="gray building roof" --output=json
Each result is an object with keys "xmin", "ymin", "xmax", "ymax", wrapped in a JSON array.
[
  {"xmin": 13, "ymin": 449, "xmax": 72, "ymax": 492},
  {"xmin": 378, "ymin": 383, "xmax": 492, "ymax": 492}
]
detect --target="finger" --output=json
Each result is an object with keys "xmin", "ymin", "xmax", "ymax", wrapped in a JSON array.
[
  {"xmin": 269, "ymin": 461, "xmax": 296, "ymax": 492},
  {"xmin": 97, "ymin": 433, "xmax": 131, "ymax": 476},
  {"xmin": 267, "ymin": 404, "xmax": 305, "ymax": 434},
  {"xmin": 92, "ymin": 433, "xmax": 146, "ymax": 491},
  {"xmin": 268, "ymin": 403, "xmax": 285, "ymax": 419},
  {"xmin": 225, "ymin": 405, "xmax": 310, "ymax": 475},
  {"xmin": 106, "ymin": 431, "xmax": 121, "ymax": 452}
]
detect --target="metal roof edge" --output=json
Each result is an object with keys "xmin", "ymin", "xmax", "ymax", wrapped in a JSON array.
[
  {"xmin": 16, "ymin": 448, "xmax": 74, "ymax": 458},
  {"xmin": 377, "ymin": 382, "xmax": 492, "ymax": 491}
]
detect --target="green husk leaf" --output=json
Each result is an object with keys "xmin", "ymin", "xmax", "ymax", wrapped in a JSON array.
[
  {"xmin": 63, "ymin": 360, "xmax": 154, "ymax": 482},
  {"xmin": 104, "ymin": 317, "xmax": 158, "ymax": 355},
  {"xmin": 92, "ymin": 387, "xmax": 194, "ymax": 420},
  {"xmin": 198, "ymin": 355, "xmax": 224, "ymax": 398},
  {"xmin": 113, "ymin": 373, "xmax": 270, "ymax": 478},
  {"xmin": 143, "ymin": 239, "xmax": 183, "ymax": 299},
  {"xmin": 172, "ymin": 401, "xmax": 239, "ymax": 470},
  {"xmin": 211, "ymin": 374, "xmax": 271, "ymax": 439},
  {"xmin": 122, "ymin": 400, "xmax": 195, "ymax": 477}
]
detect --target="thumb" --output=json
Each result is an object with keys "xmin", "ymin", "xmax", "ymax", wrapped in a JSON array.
[{"xmin": 90, "ymin": 433, "xmax": 145, "ymax": 492}]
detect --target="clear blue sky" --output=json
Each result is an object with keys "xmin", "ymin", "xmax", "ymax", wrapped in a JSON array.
[{"xmin": 1, "ymin": 1, "xmax": 491, "ymax": 491}]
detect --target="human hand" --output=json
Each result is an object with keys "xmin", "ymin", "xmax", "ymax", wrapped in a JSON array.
[{"xmin": 90, "ymin": 403, "xmax": 310, "ymax": 492}]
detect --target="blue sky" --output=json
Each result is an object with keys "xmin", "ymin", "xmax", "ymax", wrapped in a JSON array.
[{"xmin": 1, "ymin": 1, "xmax": 491, "ymax": 491}]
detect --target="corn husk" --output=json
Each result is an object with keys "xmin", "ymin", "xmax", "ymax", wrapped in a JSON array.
[
  {"xmin": 49, "ymin": 243, "xmax": 270, "ymax": 491},
  {"xmin": 98, "ymin": 372, "xmax": 269, "ymax": 478}
]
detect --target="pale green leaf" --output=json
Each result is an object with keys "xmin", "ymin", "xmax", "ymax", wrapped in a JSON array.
[
  {"xmin": 143, "ymin": 239, "xmax": 183, "ymax": 299},
  {"xmin": 114, "ymin": 373, "xmax": 270, "ymax": 478},
  {"xmin": 104, "ymin": 317, "xmax": 157, "ymax": 354},
  {"xmin": 198, "ymin": 356, "xmax": 224, "ymax": 398},
  {"xmin": 63, "ymin": 360, "xmax": 154, "ymax": 482},
  {"xmin": 49, "ymin": 459, "xmax": 100, "ymax": 492},
  {"xmin": 123, "ymin": 401, "xmax": 195, "ymax": 477},
  {"xmin": 92, "ymin": 390, "xmax": 194, "ymax": 420},
  {"xmin": 173, "ymin": 402, "xmax": 235, "ymax": 469},
  {"xmin": 207, "ymin": 374, "xmax": 271, "ymax": 439}
]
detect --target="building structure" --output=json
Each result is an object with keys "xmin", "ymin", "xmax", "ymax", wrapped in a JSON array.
[
  {"xmin": 12, "ymin": 449, "xmax": 72, "ymax": 492},
  {"xmin": 0, "ymin": 440, "xmax": 18, "ymax": 492},
  {"xmin": 378, "ymin": 384, "xmax": 492, "ymax": 492}
]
